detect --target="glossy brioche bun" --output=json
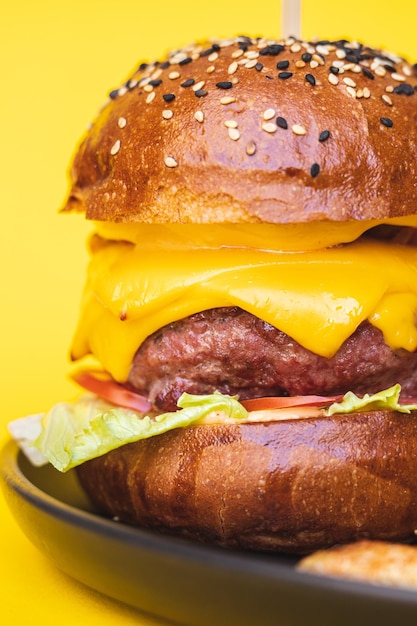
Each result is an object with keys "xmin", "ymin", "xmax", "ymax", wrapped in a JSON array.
[
  {"xmin": 63, "ymin": 36, "xmax": 417, "ymax": 224},
  {"xmin": 76, "ymin": 409, "xmax": 417, "ymax": 553}
]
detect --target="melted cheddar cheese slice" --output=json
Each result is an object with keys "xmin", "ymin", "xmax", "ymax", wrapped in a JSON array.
[{"xmin": 70, "ymin": 220, "xmax": 417, "ymax": 382}]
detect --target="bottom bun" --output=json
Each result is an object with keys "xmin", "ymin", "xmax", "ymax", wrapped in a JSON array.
[{"xmin": 76, "ymin": 410, "xmax": 417, "ymax": 553}]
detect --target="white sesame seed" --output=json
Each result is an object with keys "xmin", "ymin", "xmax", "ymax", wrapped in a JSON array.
[
  {"xmin": 246, "ymin": 141, "xmax": 256, "ymax": 156},
  {"xmin": 356, "ymin": 88, "xmax": 364, "ymax": 99},
  {"xmin": 208, "ymin": 52, "xmax": 219, "ymax": 62},
  {"xmin": 316, "ymin": 44, "xmax": 329, "ymax": 55},
  {"xmin": 336, "ymin": 48, "xmax": 346, "ymax": 59},
  {"xmin": 346, "ymin": 86, "xmax": 357, "ymax": 98},
  {"xmin": 117, "ymin": 86, "xmax": 128, "ymax": 97},
  {"xmin": 374, "ymin": 66, "xmax": 386, "ymax": 77},
  {"xmin": 110, "ymin": 139, "xmax": 121, "ymax": 155},
  {"xmin": 391, "ymin": 72, "xmax": 406, "ymax": 82},
  {"xmin": 194, "ymin": 110, "xmax": 204, "ymax": 123},
  {"xmin": 403, "ymin": 64, "xmax": 412, "ymax": 77},
  {"xmin": 263, "ymin": 108, "xmax": 276, "ymax": 121},
  {"xmin": 343, "ymin": 77, "xmax": 356, "ymax": 87},
  {"xmin": 228, "ymin": 61, "xmax": 238, "ymax": 75},
  {"xmin": 312, "ymin": 54, "xmax": 325, "ymax": 66},
  {"xmin": 292, "ymin": 124, "xmax": 306, "ymax": 135},
  {"xmin": 206, "ymin": 65, "xmax": 216, "ymax": 74},
  {"xmin": 220, "ymin": 96, "xmax": 236, "ymax": 105},
  {"xmin": 382, "ymin": 94, "xmax": 393, "ymax": 106},
  {"xmin": 262, "ymin": 122, "xmax": 277, "ymax": 133},
  {"xmin": 228, "ymin": 128, "xmax": 240, "ymax": 141},
  {"xmin": 168, "ymin": 71, "xmax": 180, "ymax": 80},
  {"xmin": 151, "ymin": 68, "xmax": 163, "ymax": 80},
  {"xmin": 245, "ymin": 50, "xmax": 259, "ymax": 59},
  {"xmin": 328, "ymin": 73, "xmax": 339, "ymax": 85},
  {"xmin": 291, "ymin": 43, "xmax": 302, "ymax": 53},
  {"xmin": 143, "ymin": 84, "xmax": 154, "ymax": 93},
  {"xmin": 363, "ymin": 87, "xmax": 371, "ymax": 98},
  {"xmin": 232, "ymin": 49, "xmax": 244, "ymax": 58},
  {"xmin": 192, "ymin": 80, "xmax": 206, "ymax": 91},
  {"xmin": 146, "ymin": 91, "xmax": 156, "ymax": 104},
  {"xmin": 245, "ymin": 59, "xmax": 258, "ymax": 69},
  {"xmin": 385, "ymin": 85, "xmax": 394, "ymax": 93},
  {"xmin": 310, "ymin": 60, "xmax": 319, "ymax": 69},
  {"xmin": 162, "ymin": 109, "xmax": 174, "ymax": 119},
  {"xmin": 165, "ymin": 156, "xmax": 178, "ymax": 168},
  {"xmin": 224, "ymin": 119, "xmax": 238, "ymax": 128},
  {"xmin": 295, "ymin": 60, "xmax": 306, "ymax": 68},
  {"xmin": 118, "ymin": 117, "xmax": 127, "ymax": 128}
]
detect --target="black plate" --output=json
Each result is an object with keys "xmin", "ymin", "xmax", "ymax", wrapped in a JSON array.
[{"xmin": 2, "ymin": 438, "xmax": 417, "ymax": 626}]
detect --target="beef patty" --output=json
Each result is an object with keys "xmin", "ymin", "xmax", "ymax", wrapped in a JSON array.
[{"xmin": 128, "ymin": 307, "xmax": 417, "ymax": 411}]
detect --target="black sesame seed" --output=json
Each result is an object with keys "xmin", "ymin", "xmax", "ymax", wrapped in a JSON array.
[
  {"xmin": 163, "ymin": 93, "xmax": 175, "ymax": 102},
  {"xmin": 319, "ymin": 130, "xmax": 331, "ymax": 142},
  {"xmin": 310, "ymin": 163, "xmax": 320, "ymax": 178},
  {"xmin": 394, "ymin": 83, "xmax": 415, "ymax": 95},
  {"xmin": 329, "ymin": 66, "xmax": 340, "ymax": 75},
  {"xmin": 269, "ymin": 44, "xmax": 285, "ymax": 56},
  {"xmin": 179, "ymin": 57, "xmax": 192, "ymax": 66},
  {"xmin": 276, "ymin": 116, "xmax": 288, "ymax": 129},
  {"xmin": 302, "ymin": 52, "xmax": 312, "ymax": 62},
  {"xmin": 305, "ymin": 73, "xmax": 316, "ymax": 86},
  {"xmin": 109, "ymin": 89, "xmax": 119, "ymax": 100},
  {"xmin": 200, "ymin": 47, "xmax": 215, "ymax": 57},
  {"xmin": 383, "ymin": 63, "xmax": 396, "ymax": 73},
  {"xmin": 277, "ymin": 60, "xmax": 290, "ymax": 69},
  {"xmin": 345, "ymin": 54, "xmax": 359, "ymax": 63},
  {"xmin": 362, "ymin": 67, "xmax": 375, "ymax": 80},
  {"xmin": 160, "ymin": 61, "xmax": 171, "ymax": 70},
  {"xmin": 181, "ymin": 78, "xmax": 195, "ymax": 88},
  {"xmin": 212, "ymin": 43, "xmax": 221, "ymax": 51},
  {"xmin": 380, "ymin": 117, "xmax": 394, "ymax": 127},
  {"xmin": 216, "ymin": 81, "xmax": 233, "ymax": 89},
  {"xmin": 278, "ymin": 71, "xmax": 293, "ymax": 80},
  {"xmin": 195, "ymin": 89, "xmax": 208, "ymax": 98},
  {"xmin": 255, "ymin": 62, "xmax": 264, "ymax": 71},
  {"xmin": 265, "ymin": 75, "xmax": 274, "ymax": 80},
  {"xmin": 138, "ymin": 62, "xmax": 148, "ymax": 71},
  {"xmin": 149, "ymin": 79, "xmax": 163, "ymax": 87}
]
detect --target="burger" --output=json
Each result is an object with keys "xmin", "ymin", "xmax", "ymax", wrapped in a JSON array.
[{"xmin": 13, "ymin": 35, "xmax": 417, "ymax": 554}]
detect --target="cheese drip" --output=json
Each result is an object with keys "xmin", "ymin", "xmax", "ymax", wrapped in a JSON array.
[{"xmin": 71, "ymin": 223, "xmax": 417, "ymax": 383}]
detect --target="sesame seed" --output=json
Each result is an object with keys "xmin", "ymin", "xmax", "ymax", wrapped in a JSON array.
[
  {"xmin": 192, "ymin": 80, "xmax": 206, "ymax": 91},
  {"xmin": 232, "ymin": 49, "xmax": 244, "ymax": 58},
  {"xmin": 386, "ymin": 85, "xmax": 394, "ymax": 93},
  {"xmin": 276, "ymin": 116, "xmax": 288, "ymax": 129},
  {"xmin": 146, "ymin": 91, "xmax": 156, "ymax": 103},
  {"xmin": 168, "ymin": 71, "xmax": 181, "ymax": 80},
  {"xmin": 292, "ymin": 124, "xmax": 306, "ymax": 135},
  {"xmin": 346, "ymin": 86, "xmax": 357, "ymax": 98},
  {"xmin": 162, "ymin": 110, "xmax": 174, "ymax": 119},
  {"xmin": 246, "ymin": 141, "xmax": 256, "ymax": 155},
  {"xmin": 374, "ymin": 66, "xmax": 386, "ymax": 77},
  {"xmin": 328, "ymin": 73, "xmax": 339, "ymax": 85},
  {"xmin": 245, "ymin": 50, "xmax": 259, "ymax": 59},
  {"xmin": 110, "ymin": 140, "xmax": 121, "ymax": 155},
  {"xmin": 302, "ymin": 52, "xmax": 312, "ymax": 62},
  {"xmin": 194, "ymin": 110, "xmax": 204, "ymax": 123},
  {"xmin": 118, "ymin": 117, "xmax": 127, "ymax": 128},
  {"xmin": 149, "ymin": 79, "xmax": 163, "ymax": 86},
  {"xmin": 380, "ymin": 117, "xmax": 394, "ymax": 127},
  {"xmin": 216, "ymin": 81, "xmax": 233, "ymax": 89},
  {"xmin": 165, "ymin": 156, "xmax": 178, "ymax": 168},
  {"xmin": 179, "ymin": 57, "xmax": 192, "ymax": 66},
  {"xmin": 276, "ymin": 60, "xmax": 290, "ymax": 69},
  {"xmin": 228, "ymin": 61, "xmax": 238, "ymax": 74},
  {"xmin": 363, "ymin": 87, "xmax": 371, "ymax": 98},
  {"xmin": 310, "ymin": 163, "xmax": 320, "ymax": 178},
  {"xmin": 163, "ymin": 93, "xmax": 175, "ymax": 102},
  {"xmin": 181, "ymin": 78, "xmax": 195, "ymax": 87},
  {"xmin": 208, "ymin": 52, "xmax": 219, "ymax": 62},
  {"xmin": 362, "ymin": 67, "xmax": 375, "ymax": 80},
  {"xmin": 343, "ymin": 77, "xmax": 356, "ymax": 87},
  {"xmin": 220, "ymin": 96, "xmax": 236, "ymax": 105},
  {"xmin": 263, "ymin": 108, "xmax": 276, "ymax": 120},
  {"xmin": 245, "ymin": 59, "xmax": 258, "ymax": 69},
  {"xmin": 195, "ymin": 89, "xmax": 208, "ymax": 98},
  {"xmin": 228, "ymin": 128, "xmax": 240, "ymax": 141},
  {"xmin": 109, "ymin": 89, "xmax": 120, "ymax": 100},
  {"xmin": 206, "ymin": 65, "xmax": 216, "ymax": 73},
  {"xmin": 291, "ymin": 43, "xmax": 302, "ymax": 53},
  {"xmin": 319, "ymin": 130, "xmax": 330, "ymax": 142},
  {"xmin": 143, "ymin": 84, "xmax": 154, "ymax": 93},
  {"xmin": 262, "ymin": 122, "xmax": 277, "ymax": 133},
  {"xmin": 255, "ymin": 62, "xmax": 264, "ymax": 71},
  {"xmin": 310, "ymin": 60, "xmax": 319, "ymax": 69},
  {"xmin": 224, "ymin": 119, "xmax": 238, "ymax": 128},
  {"xmin": 278, "ymin": 71, "xmax": 293, "ymax": 80},
  {"xmin": 295, "ymin": 60, "xmax": 306, "ymax": 68},
  {"xmin": 382, "ymin": 94, "xmax": 393, "ymax": 106},
  {"xmin": 391, "ymin": 72, "xmax": 406, "ymax": 82},
  {"xmin": 305, "ymin": 73, "xmax": 316, "ymax": 86}
]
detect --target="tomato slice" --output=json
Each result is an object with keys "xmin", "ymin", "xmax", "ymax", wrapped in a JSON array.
[
  {"xmin": 71, "ymin": 369, "xmax": 152, "ymax": 413},
  {"xmin": 241, "ymin": 394, "xmax": 344, "ymax": 411}
]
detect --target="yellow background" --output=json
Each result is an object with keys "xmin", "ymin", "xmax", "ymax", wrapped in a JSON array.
[{"xmin": 1, "ymin": 1, "xmax": 417, "ymax": 624}]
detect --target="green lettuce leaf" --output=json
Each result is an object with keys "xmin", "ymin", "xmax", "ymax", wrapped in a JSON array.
[
  {"xmin": 32, "ymin": 391, "xmax": 247, "ymax": 472},
  {"xmin": 325, "ymin": 384, "xmax": 417, "ymax": 416}
]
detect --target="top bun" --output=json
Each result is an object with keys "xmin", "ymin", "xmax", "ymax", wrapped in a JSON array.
[{"xmin": 63, "ymin": 36, "xmax": 417, "ymax": 224}]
